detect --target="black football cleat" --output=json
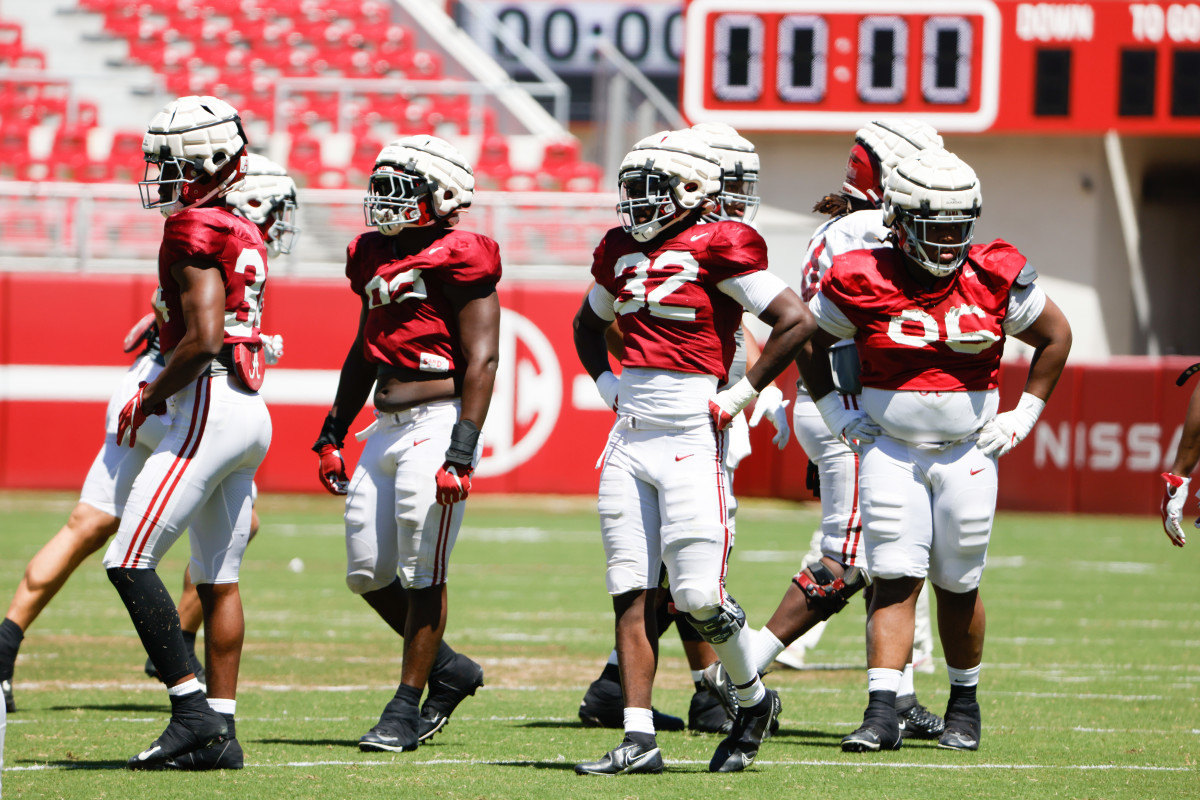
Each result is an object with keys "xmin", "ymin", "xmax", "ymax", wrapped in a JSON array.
[
  {"xmin": 708, "ymin": 689, "xmax": 779, "ymax": 773},
  {"xmin": 168, "ymin": 735, "xmax": 244, "ymax": 770},
  {"xmin": 577, "ymin": 671, "xmax": 685, "ymax": 732},
  {"xmin": 360, "ymin": 695, "xmax": 419, "ymax": 752},
  {"xmin": 897, "ymin": 695, "xmax": 945, "ymax": 740},
  {"xmin": 127, "ymin": 694, "xmax": 227, "ymax": 770},
  {"xmin": 688, "ymin": 687, "xmax": 733, "ymax": 734},
  {"xmin": 418, "ymin": 652, "xmax": 484, "ymax": 743},
  {"xmin": 575, "ymin": 736, "xmax": 664, "ymax": 775},
  {"xmin": 938, "ymin": 695, "xmax": 981, "ymax": 751},
  {"xmin": 841, "ymin": 721, "xmax": 902, "ymax": 752},
  {"xmin": 699, "ymin": 661, "xmax": 739, "ymax": 721},
  {"xmin": 2, "ymin": 678, "xmax": 14, "ymax": 713}
]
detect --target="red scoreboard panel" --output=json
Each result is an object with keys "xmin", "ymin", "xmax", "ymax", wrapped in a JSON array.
[{"xmin": 681, "ymin": 0, "xmax": 1200, "ymax": 133}]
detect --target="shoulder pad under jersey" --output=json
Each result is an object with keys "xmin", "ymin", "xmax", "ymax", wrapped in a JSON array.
[{"xmin": 1015, "ymin": 261, "xmax": 1039, "ymax": 287}]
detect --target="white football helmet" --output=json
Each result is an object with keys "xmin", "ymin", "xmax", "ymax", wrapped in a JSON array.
[
  {"xmin": 363, "ymin": 134, "xmax": 474, "ymax": 234},
  {"xmin": 226, "ymin": 153, "xmax": 300, "ymax": 257},
  {"xmin": 139, "ymin": 95, "xmax": 248, "ymax": 217},
  {"xmin": 616, "ymin": 129, "xmax": 722, "ymax": 242},
  {"xmin": 691, "ymin": 122, "xmax": 760, "ymax": 223},
  {"xmin": 843, "ymin": 119, "xmax": 944, "ymax": 208},
  {"xmin": 883, "ymin": 148, "xmax": 982, "ymax": 278}
]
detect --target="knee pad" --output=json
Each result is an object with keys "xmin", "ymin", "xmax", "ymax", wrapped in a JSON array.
[
  {"xmin": 346, "ymin": 571, "xmax": 391, "ymax": 596},
  {"xmin": 684, "ymin": 595, "xmax": 746, "ymax": 645},
  {"xmin": 794, "ymin": 562, "xmax": 868, "ymax": 621}
]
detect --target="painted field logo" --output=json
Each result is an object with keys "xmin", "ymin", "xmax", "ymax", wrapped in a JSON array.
[{"xmin": 477, "ymin": 308, "xmax": 561, "ymax": 476}]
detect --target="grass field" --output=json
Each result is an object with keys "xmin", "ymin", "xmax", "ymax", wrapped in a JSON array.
[{"xmin": 0, "ymin": 490, "xmax": 1196, "ymax": 800}]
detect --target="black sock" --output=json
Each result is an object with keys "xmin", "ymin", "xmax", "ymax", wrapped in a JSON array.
[
  {"xmin": 865, "ymin": 689, "xmax": 898, "ymax": 724},
  {"xmin": 599, "ymin": 661, "xmax": 621, "ymax": 684},
  {"xmin": 220, "ymin": 712, "xmax": 236, "ymax": 739},
  {"xmin": 432, "ymin": 640, "xmax": 456, "ymax": 676},
  {"xmin": 948, "ymin": 683, "xmax": 978, "ymax": 707},
  {"xmin": 625, "ymin": 731, "xmax": 656, "ymax": 749},
  {"xmin": 107, "ymin": 567, "xmax": 191, "ymax": 685},
  {"xmin": 394, "ymin": 683, "xmax": 422, "ymax": 708},
  {"xmin": 0, "ymin": 617, "xmax": 24, "ymax": 680}
]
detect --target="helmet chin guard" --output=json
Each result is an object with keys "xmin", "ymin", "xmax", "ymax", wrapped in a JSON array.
[
  {"xmin": 363, "ymin": 135, "xmax": 474, "ymax": 235},
  {"xmin": 883, "ymin": 148, "xmax": 982, "ymax": 278},
  {"xmin": 616, "ymin": 129, "xmax": 722, "ymax": 242},
  {"xmin": 139, "ymin": 95, "xmax": 248, "ymax": 217},
  {"xmin": 226, "ymin": 153, "xmax": 300, "ymax": 257}
]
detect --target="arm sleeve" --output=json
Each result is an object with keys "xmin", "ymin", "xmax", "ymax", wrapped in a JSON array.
[
  {"xmin": 1003, "ymin": 282, "xmax": 1047, "ymax": 335},
  {"xmin": 587, "ymin": 282, "xmax": 617, "ymax": 322},
  {"xmin": 809, "ymin": 291, "xmax": 858, "ymax": 339},
  {"xmin": 716, "ymin": 271, "xmax": 788, "ymax": 317}
]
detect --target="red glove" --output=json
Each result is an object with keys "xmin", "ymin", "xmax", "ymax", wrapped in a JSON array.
[
  {"xmin": 116, "ymin": 382, "xmax": 165, "ymax": 447},
  {"xmin": 317, "ymin": 444, "xmax": 349, "ymax": 495},
  {"xmin": 435, "ymin": 462, "xmax": 473, "ymax": 505}
]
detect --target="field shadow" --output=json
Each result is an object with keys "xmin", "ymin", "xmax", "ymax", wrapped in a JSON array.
[
  {"xmin": 13, "ymin": 758, "xmax": 129, "ymax": 770},
  {"xmin": 516, "ymin": 720, "xmax": 587, "ymax": 730},
  {"xmin": 49, "ymin": 702, "xmax": 165, "ymax": 713},
  {"xmin": 256, "ymin": 737, "xmax": 362, "ymax": 748}
]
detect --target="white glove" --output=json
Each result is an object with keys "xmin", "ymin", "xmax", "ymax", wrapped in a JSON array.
[
  {"xmin": 725, "ymin": 412, "xmax": 752, "ymax": 470},
  {"xmin": 748, "ymin": 384, "xmax": 791, "ymax": 449},
  {"xmin": 815, "ymin": 391, "xmax": 880, "ymax": 454},
  {"xmin": 708, "ymin": 377, "xmax": 758, "ymax": 431},
  {"xmin": 977, "ymin": 392, "xmax": 1044, "ymax": 458},
  {"xmin": 261, "ymin": 333, "xmax": 284, "ymax": 365},
  {"xmin": 1160, "ymin": 472, "xmax": 1190, "ymax": 547},
  {"xmin": 595, "ymin": 371, "xmax": 619, "ymax": 412}
]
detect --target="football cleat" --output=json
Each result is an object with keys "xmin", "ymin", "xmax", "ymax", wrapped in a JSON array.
[
  {"xmin": 127, "ymin": 694, "xmax": 227, "ymax": 770},
  {"xmin": 577, "ymin": 671, "xmax": 685, "ymax": 732},
  {"xmin": 841, "ymin": 720, "xmax": 902, "ymax": 752},
  {"xmin": 938, "ymin": 695, "xmax": 981, "ymax": 751},
  {"xmin": 360, "ymin": 696, "xmax": 419, "ymax": 753},
  {"xmin": 688, "ymin": 687, "xmax": 733, "ymax": 734},
  {"xmin": 574, "ymin": 736, "xmax": 664, "ymax": 775},
  {"xmin": 897, "ymin": 695, "xmax": 945, "ymax": 740},
  {"xmin": 2, "ymin": 678, "xmax": 14, "ymax": 713},
  {"xmin": 168, "ymin": 735, "xmax": 243, "ymax": 770},
  {"xmin": 708, "ymin": 689, "xmax": 779, "ymax": 773},
  {"xmin": 418, "ymin": 652, "xmax": 484, "ymax": 743},
  {"xmin": 699, "ymin": 661, "xmax": 739, "ymax": 721}
]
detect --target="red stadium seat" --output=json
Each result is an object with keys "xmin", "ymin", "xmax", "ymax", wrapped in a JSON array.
[
  {"xmin": 0, "ymin": 22, "xmax": 22, "ymax": 64},
  {"xmin": 108, "ymin": 130, "xmax": 148, "ymax": 183}
]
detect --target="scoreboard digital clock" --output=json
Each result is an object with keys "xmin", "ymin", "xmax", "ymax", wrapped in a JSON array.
[{"xmin": 681, "ymin": 0, "xmax": 1200, "ymax": 133}]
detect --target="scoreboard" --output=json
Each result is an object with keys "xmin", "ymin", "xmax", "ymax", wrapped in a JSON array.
[{"xmin": 681, "ymin": 0, "xmax": 1200, "ymax": 133}]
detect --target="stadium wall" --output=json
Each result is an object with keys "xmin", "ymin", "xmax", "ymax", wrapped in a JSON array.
[{"xmin": 0, "ymin": 272, "xmax": 1187, "ymax": 516}]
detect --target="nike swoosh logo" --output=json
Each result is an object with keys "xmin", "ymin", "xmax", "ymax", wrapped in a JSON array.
[
  {"xmin": 675, "ymin": 454, "xmax": 694, "ymax": 461},
  {"xmin": 414, "ymin": 438, "xmax": 430, "ymax": 446},
  {"xmin": 970, "ymin": 468, "xmax": 985, "ymax": 475},
  {"xmin": 690, "ymin": 232, "xmax": 711, "ymax": 241},
  {"xmin": 136, "ymin": 746, "xmax": 163, "ymax": 761},
  {"xmin": 428, "ymin": 247, "xmax": 444, "ymax": 254}
]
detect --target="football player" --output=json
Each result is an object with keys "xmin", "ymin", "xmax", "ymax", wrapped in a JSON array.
[
  {"xmin": 802, "ymin": 148, "xmax": 1071, "ymax": 752},
  {"xmin": 572, "ymin": 129, "xmax": 814, "ymax": 775},
  {"xmin": 313, "ymin": 135, "xmax": 498, "ymax": 753},
  {"xmin": 0, "ymin": 155, "xmax": 295, "ymax": 728},
  {"xmin": 743, "ymin": 121, "xmax": 945, "ymax": 741},
  {"xmin": 100, "ymin": 95, "xmax": 273, "ymax": 770},
  {"xmin": 1161, "ymin": 375, "xmax": 1200, "ymax": 547}
]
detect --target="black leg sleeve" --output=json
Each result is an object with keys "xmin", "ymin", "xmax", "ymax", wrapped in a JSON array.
[{"xmin": 107, "ymin": 567, "xmax": 192, "ymax": 686}]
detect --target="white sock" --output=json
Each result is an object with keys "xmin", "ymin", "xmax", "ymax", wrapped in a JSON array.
[
  {"xmin": 752, "ymin": 627, "xmax": 786, "ymax": 673},
  {"xmin": 867, "ymin": 667, "xmax": 903, "ymax": 695},
  {"xmin": 606, "ymin": 649, "xmax": 619, "ymax": 667},
  {"xmin": 623, "ymin": 706, "xmax": 654, "ymax": 736},
  {"xmin": 690, "ymin": 669, "xmax": 705, "ymax": 685},
  {"xmin": 208, "ymin": 697, "xmax": 236, "ymax": 716},
  {"xmin": 947, "ymin": 664, "xmax": 980, "ymax": 687},
  {"xmin": 898, "ymin": 663, "xmax": 916, "ymax": 698},
  {"xmin": 167, "ymin": 678, "xmax": 203, "ymax": 697},
  {"xmin": 734, "ymin": 677, "xmax": 767, "ymax": 708}
]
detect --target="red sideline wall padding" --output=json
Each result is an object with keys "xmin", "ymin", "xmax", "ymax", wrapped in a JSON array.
[{"xmin": 0, "ymin": 273, "xmax": 1192, "ymax": 515}]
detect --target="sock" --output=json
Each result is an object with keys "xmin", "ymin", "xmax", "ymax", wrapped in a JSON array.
[
  {"xmin": 623, "ymin": 706, "xmax": 654, "ymax": 736},
  {"xmin": 947, "ymin": 664, "xmax": 980, "ymax": 688},
  {"xmin": 864, "ymin": 689, "xmax": 898, "ymax": 723},
  {"xmin": 867, "ymin": 667, "xmax": 903, "ymax": 695},
  {"xmin": 208, "ymin": 697, "xmax": 236, "ymax": 717},
  {"xmin": 734, "ymin": 677, "xmax": 766, "ymax": 708},
  {"xmin": 599, "ymin": 661, "xmax": 621, "ymax": 684},
  {"xmin": 167, "ymin": 678, "xmax": 203, "ymax": 697},
  {"xmin": 690, "ymin": 669, "xmax": 705, "ymax": 690},
  {"xmin": 0, "ymin": 618, "xmax": 24, "ymax": 680},
  {"xmin": 898, "ymin": 663, "xmax": 916, "ymax": 698},
  {"xmin": 216, "ymin": 712, "xmax": 236, "ymax": 739},
  {"xmin": 394, "ymin": 683, "xmax": 422, "ymax": 708},
  {"xmin": 107, "ymin": 568, "xmax": 191, "ymax": 684},
  {"xmin": 605, "ymin": 649, "xmax": 619, "ymax": 667},
  {"xmin": 752, "ymin": 626, "xmax": 785, "ymax": 673}
]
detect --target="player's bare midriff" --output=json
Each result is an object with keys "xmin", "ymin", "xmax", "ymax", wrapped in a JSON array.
[{"xmin": 374, "ymin": 375, "xmax": 457, "ymax": 413}]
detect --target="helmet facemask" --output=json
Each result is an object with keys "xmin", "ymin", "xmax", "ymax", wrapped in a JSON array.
[
  {"xmin": 617, "ymin": 167, "xmax": 695, "ymax": 242},
  {"xmin": 710, "ymin": 163, "xmax": 760, "ymax": 223},
  {"xmin": 261, "ymin": 195, "xmax": 299, "ymax": 256},
  {"xmin": 894, "ymin": 207, "xmax": 977, "ymax": 277},
  {"xmin": 883, "ymin": 148, "xmax": 982, "ymax": 279},
  {"xmin": 362, "ymin": 136, "xmax": 475, "ymax": 236},
  {"xmin": 363, "ymin": 165, "xmax": 439, "ymax": 234}
]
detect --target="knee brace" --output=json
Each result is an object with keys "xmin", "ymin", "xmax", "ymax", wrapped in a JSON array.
[
  {"xmin": 684, "ymin": 595, "xmax": 746, "ymax": 645},
  {"xmin": 794, "ymin": 562, "xmax": 868, "ymax": 621}
]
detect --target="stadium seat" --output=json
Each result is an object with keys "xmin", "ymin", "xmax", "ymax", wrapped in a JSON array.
[{"xmin": 0, "ymin": 22, "xmax": 22, "ymax": 65}]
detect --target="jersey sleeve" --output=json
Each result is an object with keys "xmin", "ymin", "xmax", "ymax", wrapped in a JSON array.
[
  {"xmin": 441, "ymin": 233, "xmax": 502, "ymax": 286},
  {"xmin": 344, "ymin": 233, "xmax": 372, "ymax": 296},
  {"xmin": 160, "ymin": 210, "xmax": 229, "ymax": 267},
  {"xmin": 704, "ymin": 222, "xmax": 768, "ymax": 281},
  {"xmin": 589, "ymin": 230, "xmax": 619, "ymax": 293},
  {"xmin": 1003, "ymin": 282, "xmax": 1047, "ymax": 335},
  {"xmin": 809, "ymin": 290, "xmax": 857, "ymax": 339},
  {"xmin": 717, "ymin": 270, "xmax": 788, "ymax": 317}
]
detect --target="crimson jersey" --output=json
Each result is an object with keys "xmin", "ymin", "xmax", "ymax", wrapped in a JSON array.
[
  {"xmin": 591, "ymin": 220, "xmax": 766, "ymax": 382},
  {"xmin": 346, "ymin": 228, "xmax": 502, "ymax": 376},
  {"xmin": 819, "ymin": 239, "xmax": 1028, "ymax": 391},
  {"xmin": 155, "ymin": 206, "xmax": 268, "ymax": 352}
]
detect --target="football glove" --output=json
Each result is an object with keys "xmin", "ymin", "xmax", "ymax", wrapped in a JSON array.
[
  {"xmin": 595, "ymin": 370, "xmax": 619, "ymax": 412},
  {"xmin": 748, "ymin": 384, "xmax": 791, "ymax": 449},
  {"xmin": 116, "ymin": 382, "xmax": 165, "ymax": 447},
  {"xmin": 708, "ymin": 377, "xmax": 758, "ymax": 432},
  {"xmin": 814, "ymin": 391, "xmax": 880, "ymax": 455},
  {"xmin": 1160, "ymin": 472, "xmax": 1190, "ymax": 547},
  {"xmin": 436, "ymin": 463, "xmax": 473, "ymax": 505},
  {"xmin": 316, "ymin": 444, "xmax": 349, "ymax": 495},
  {"xmin": 977, "ymin": 392, "xmax": 1045, "ymax": 458},
  {"xmin": 261, "ymin": 333, "xmax": 284, "ymax": 365}
]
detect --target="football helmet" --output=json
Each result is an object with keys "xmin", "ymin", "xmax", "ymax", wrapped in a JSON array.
[
  {"xmin": 842, "ymin": 119, "xmax": 944, "ymax": 208},
  {"xmin": 691, "ymin": 122, "xmax": 760, "ymax": 223},
  {"xmin": 226, "ymin": 153, "xmax": 300, "ymax": 257},
  {"xmin": 139, "ymin": 95, "xmax": 248, "ymax": 217},
  {"xmin": 883, "ymin": 148, "xmax": 982, "ymax": 278},
  {"xmin": 617, "ymin": 129, "xmax": 722, "ymax": 242},
  {"xmin": 363, "ymin": 134, "xmax": 474, "ymax": 234}
]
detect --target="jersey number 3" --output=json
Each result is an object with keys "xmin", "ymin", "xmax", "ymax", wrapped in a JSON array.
[{"xmin": 613, "ymin": 252, "xmax": 699, "ymax": 321}]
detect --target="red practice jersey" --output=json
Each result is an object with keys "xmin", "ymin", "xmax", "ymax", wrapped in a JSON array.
[
  {"xmin": 346, "ymin": 228, "xmax": 502, "ymax": 377},
  {"xmin": 819, "ymin": 239, "xmax": 1028, "ymax": 392},
  {"xmin": 155, "ymin": 206, "xmax": 269, "ymax": 352},
  {"xmin": 591, "ymin": 220, "xmax": 766, "ymax": 383}
]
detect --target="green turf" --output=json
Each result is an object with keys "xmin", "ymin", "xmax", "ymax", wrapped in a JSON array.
[{"xmin": 0, "ymin": 491, "xmax": 1196, "ymax": 799}]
